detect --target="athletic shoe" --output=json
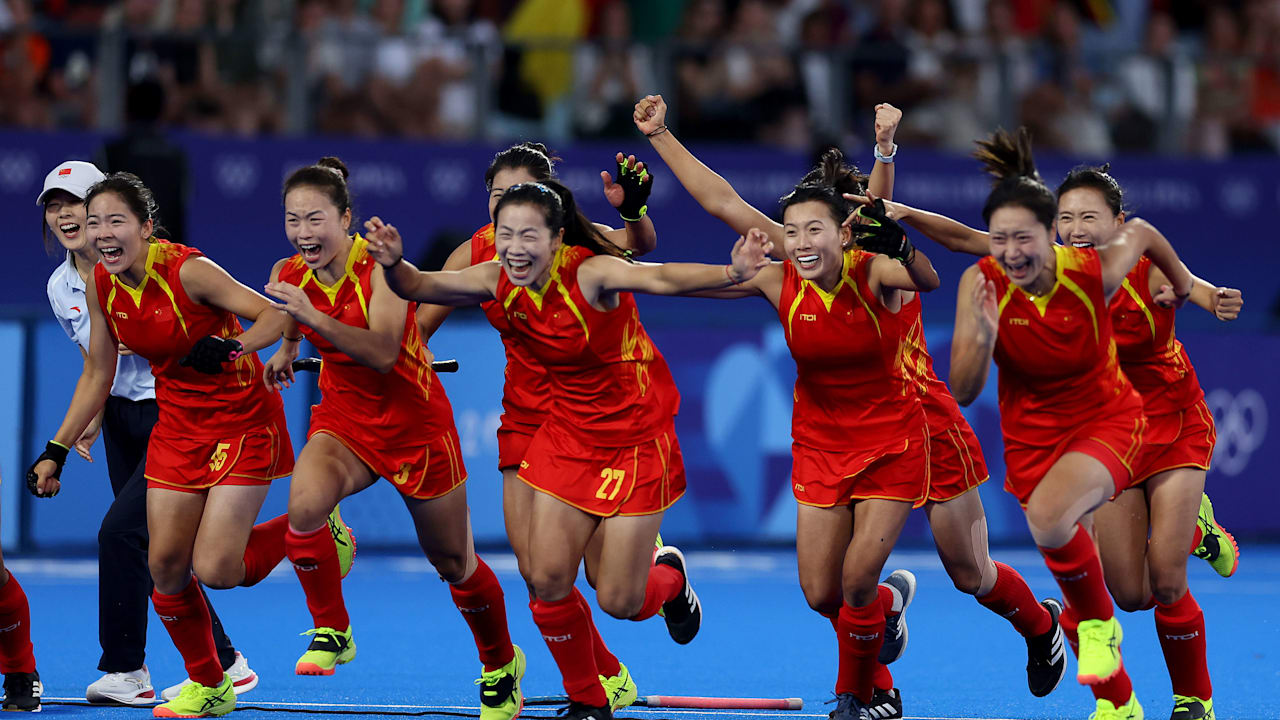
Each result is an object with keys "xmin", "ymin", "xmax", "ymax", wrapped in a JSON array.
[
  {"xmin": 1026, "ymin": 598, "xmax": 1068, "ymax": 697},
  {"xmin": 1088, "ymin": 692, "xmax": 1143, "ymax": 720},
  {"xmin": 328, "ymin": 505, "xmax": 356, "ymax": 579},
  {"xmin": 477, "ymin": 645, "xmax": 525, "ymax": 720},
  {"xmin": 87, "ymin": 666, "xmax": 157, "ymax": 704},
  {"xmin": 2, "ymin": 671, "xmax": 41, "ymax": 712},
  {"xmin": 557, "ymin": 701, "xmax": 612, "ymax": 720},
  {"xmin": 866, "ymin": 688, "xmax": 902, "ymax": 719},
  {"xmin": 828, "ymin": 693, "xmax": 872, "ymax": 720},
  {"xmin": 1076, "ymin": 616, "xmax": 1124, "ymax": 685},
  {"xmin": 1192, "ymin": 494, "xmax": 1238, "ymax": 578},
  {"xmin": 654, "ymin": 546, "xmax": 701, "ymax": 644},
  {"xmin": 1170, "ymin": 695, "xmax": 1214, "ymax": 719},
  {"xmin": 600, "ymin": 662, "xmax": 637, "ymax": 711},
  {"xmin": 152, "ymin": 673, "xmax": 234, "ymax": 718},
  {"xmin": 877, "ymin": 569, "xmax": 916, "ymax": 665},
  {"xmin": 295, "ymin": 626, "xmax": 357, "ymax": 675},
  {"xmin": 162, "ymin": 652, "xmax": 258, "ymax": 701}
]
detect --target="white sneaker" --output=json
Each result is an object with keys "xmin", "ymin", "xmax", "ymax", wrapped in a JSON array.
[
  {"xmin": 160, "ymin": 651, "xmax": 258, "ymax": 701},
  {"xmin": 86, "ymin": 666, "xmax": 157, "ymax": 705}
]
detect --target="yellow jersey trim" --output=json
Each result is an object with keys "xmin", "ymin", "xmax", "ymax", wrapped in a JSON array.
[{"xmin": 1120, "ymin": 277, "xmax": 1156, "ymax": 342}]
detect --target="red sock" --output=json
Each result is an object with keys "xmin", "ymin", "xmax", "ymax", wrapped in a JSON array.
[
  {"xmin": 836, "ymin": 602, "xmax": 884, "ymax": 703},
  {"xmin": 1189, "ymin": 525, "xmax": 1203, "ymax": 553},
  {"xmin": 573, "ymin": 588, "xmax": 620, "ymax": 677},
  {"xmin": 1155, "ymin": 591, "xmax": 1212, "ymax": 700},
  {"xmin": 877, "ymin": 584, "xmax": 897, "ymax": 614},
  {"xmin": 286, "ymin": 525, "xmax": 349, "ymax": 630},
  {"xmin": 449, "ymin": 557, "xmax": 514, "ymax": 671},
  {"xmin": 1060, "ymin": 606, "xmax": 1133, "ymax": 706},
  {"xmin": 1039, "ymin": 524, "xmax": 1114, "ymax": 622},
  {"xmin": 0, "ymin": 572, "xmax": 35, "ymax": 674},
  {"xmin": 823, "ymin": 610, "xmax": 893, "ymax": 692},
  {"xmin": 630, "ymin": 562, "xmax": 683, "ymax": 621},
  {"xmin": 530, "ymin": 595, "xmax": 608, "ymax": 707},
  {"xmin": 152, "ymin": 578, "xmax": 223, "ymax": 687},
  {"xmin": 976, "ymin": 562, "xmax": 1052, "ymax": 637},
  {"xmin": 242, "ymin": 515, "xmax": 289, "ymax": 587}
]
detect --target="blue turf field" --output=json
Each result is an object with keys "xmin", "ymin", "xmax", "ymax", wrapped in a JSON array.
[{"xmin": 18, "ymin": 545, "xmax": 1280, "ymax": 720}]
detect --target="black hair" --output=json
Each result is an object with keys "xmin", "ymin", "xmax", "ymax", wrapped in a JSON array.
[
  {"xmin": 973, "ymin": 127, "xmax": 1056, "ymax": 229},
  {"xmin": 85, "ymin": 172, "xmax": 166, "ymax": 237},
  {"xmin": 283, "ymin": 157, "xmax": 354, "ymax": 227},
  {"xmin": 779, "ymin": 148, "xmax": 865, "ymax": 226},
  {"xmin": 1056, "ymin": 163, "xmax": 1124, "ymax": 217},
  {"xmin": 493, "ymin": 180, "xmax": 628, "ymax": 259},
  {"xmin": 484, "ymin": 142, "xmax": 559, "ymax": 191}
]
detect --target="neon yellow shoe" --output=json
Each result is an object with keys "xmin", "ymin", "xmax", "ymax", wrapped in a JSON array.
[
  {"xmin": 1193, "ymin": 494, "xmax": 1238, "ymax": 578},
  {"xmin": 600, "ymin": 661, "xmax": 637, "ymax": 711},
  {"xmin": 152, "ymin": 674, "xmax": 234, "ymax": 718},
  {"xmin": 328, "ymin": 505, "xmax": 356, "ymax": 578},
  {"xmin": 1171, "ymin": 695, "xmax": 1214, "ymax": 719},
  {"xmin": 295, "ymin": 626, "xmax": 356, "ymax": 675},
  {"xmin": 477, "ymin": 645, "xmax": 525, "ymax": 720},
  {"xmin": 1076, "ymin": 616, "xmax": 1123, "ymax": 685},
  {"xmin": 1088, "ymin": 692, "xmax": 1143, "ymax": 720}
]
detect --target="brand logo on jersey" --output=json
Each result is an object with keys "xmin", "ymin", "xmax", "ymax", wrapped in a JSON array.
[
  {"xmin": 392, "ymin": 463, "xmax": 412, "ymax": 485},
  {"xmin": 115, "ymin": 311, "xmax": 128, "ymax": 319},
  {"xmin": 70, "ymin": 306, "xmax": 81, "ymax": 313},
  {"xmin": 513, "ymin": 311, "xmax": 528, "ymax": 320},
  {"xmin": 799, "ymin": 313, "xmax": 817, "ymax": 322},
  {"xmin": 1009, "ymin": 317, "xmax": 1029, "ymax": 326},
  {"xmin": 520, "ymin": 460, "xmax": 530, "ymax": 469}
]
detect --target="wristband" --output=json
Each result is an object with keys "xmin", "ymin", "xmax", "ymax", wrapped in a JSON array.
[
  {"xmin": 620, "ymin": 205, "xmax": 648, "ymax": 223},
  {"xmin": 283, "ymin": 335, "xmax": 303, "ymax": 342},
  {"xmin": 646, "ymin": 125, "xmax": 669, "ymax": 138},
  {"xmin": 724, "ymin": 265, "xmax": 742, "ymax": 285},
  {"xmin": 874, "ymin": 142, "xmax": 898, "ymax": 164}
]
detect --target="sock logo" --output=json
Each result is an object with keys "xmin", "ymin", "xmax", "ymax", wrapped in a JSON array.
[
  {"xmin": 1163, "ymin": 631, "xmax": 1199, "ymax": 641},
  {"xmin": 158, "ymin": 614, "xmax": 179, "ymax": 622},
  {"xmin": 848, "ymin": 631, "xmax": 880, "ymax": 641},
  {"xmin": 1002, "ymin": 608, "xmax": 1020, "ymax": 618},
  {"xmin": 458, "ymin": 604, "xmax": 491, "ymax": 613},
  {"xmin": 0, "ymin": 622, "xmax": 20, "ymax": 633},
  {"xmin": 542, "ymin": 633, "xmax": 573, "ymax": 643},
  {"xmin": 292, "ymin": 562, "xmax": 318, "ymax": 572},
  {"xmin": 1053, "ymin": 571, "xmax": 1088, "ymax": 582}
]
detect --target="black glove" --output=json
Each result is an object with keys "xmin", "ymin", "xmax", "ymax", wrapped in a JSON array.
[
  {"xmin": 615, "ymin": 156, "xmax": 653, "ymax": 223},
  {"xmin": 180, "ymin": 335, "xmax": 243, "ymax": 374},
  {"xmin": 852, "ymin": 199, "xmax": 915, "ymax": 264},
  {"xmin": 26, "ymin": 441, "xmax": 69, "ymax": 497}
]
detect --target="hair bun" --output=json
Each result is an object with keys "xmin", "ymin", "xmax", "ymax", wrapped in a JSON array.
[{"xmin": 317, "ymin": 156, "xmax": 350, "ymax": 181}]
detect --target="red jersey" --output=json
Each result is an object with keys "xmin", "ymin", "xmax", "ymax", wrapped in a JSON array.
[
  {"xmin": 471, "ymin": 223, "xmax": 552, "ymax": 425},
  {"xmin": 977, "ymin": 246, "xmax": 1143, "ymax": 445},
  {"xmin": 94, "ymin": 241, "xmax": 283, "ymax": 438},
  {"xmin": 497, "ymin": 244, "xmax": 679, "ymax": 446},
  {"xmin": 278, "ymin": 235, "xmax": 455, "ymax": 437},
  {"xmin": 899, "ymin": 293, "xmax": 973, "ymax": 433},
  {"xmin": 1109, "ymin": 257, "xmax": 1203, "ymax": 417},
  {"xmin": 779, "ymin": 250, "xmax": 926, "ymax": 452}
]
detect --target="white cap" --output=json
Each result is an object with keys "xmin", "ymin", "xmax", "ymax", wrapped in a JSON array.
[{"xmin": 36, "ymin": 161, "xmax": 106, "ymax": 206}]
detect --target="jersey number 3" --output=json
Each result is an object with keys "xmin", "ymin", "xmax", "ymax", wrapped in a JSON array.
[{"xmin": 596, "ymin": 468, "xmax": 627, "ymax": 501}]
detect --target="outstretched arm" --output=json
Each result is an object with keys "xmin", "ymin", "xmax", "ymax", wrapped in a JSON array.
[
  {"xmin": 415, "ymin": 240, "xmax": 472, "ymax": 339},
  {"xmin": 366, "ymin": 217, "xmax": 498, "ymax": 306},
  {"xmin": 635, "ymin": 94, "xmax": 781, "ymax": 244},
  {"xmin": 949, "ymin": 265, "xmax": 998, "ymax": 406},
  {"xmin": 579, "ymin": 228, "xmax": 773, "ymax": 299},
  {"xmin": 1098, "ymin": 218, "xmax": 1193, "ymax": 303},
  {"xmin": 1150, "ymin": 265, "xmax": 1243, "ymax": 321},
  {"xmin": 846, "ymin": 193, "xmax": 991, "ymax": 257}
]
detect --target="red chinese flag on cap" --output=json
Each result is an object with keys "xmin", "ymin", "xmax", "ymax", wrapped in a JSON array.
[{"xmin": 59, "ymin": 168, "xmax": 73, "ymax": 175}]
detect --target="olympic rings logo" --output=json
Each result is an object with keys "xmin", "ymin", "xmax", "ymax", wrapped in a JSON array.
[{"xmin": 1205, "ymin": 389, "xmax": 1268, "ymax": 477}]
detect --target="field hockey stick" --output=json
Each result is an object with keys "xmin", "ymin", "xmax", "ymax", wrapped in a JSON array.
[
  {"xmin": 291, "ymin": 357, "xmax": 459, "ymax": 373},
  {"xmin": 526, "ymin": 695, "xmax": 804, "ymax": 710}
]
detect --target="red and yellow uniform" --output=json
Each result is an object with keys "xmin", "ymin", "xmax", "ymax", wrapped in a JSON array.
[
  {"xmin": 94, "ymin": 241, "xmax": 292, "ymax": 491},
  {"xmin": 899, "ymin": 294, "xmax": 990, "ymax": 502},
  {"xmin": 978, "ymin": 246, "xmax": 1146, "ymax": 504},
  {"xmin": 505, "ymin": 244, "xmax": 684, "ymax": 517},
  {"xmin": 471, "ymin": 223, "xmax": 551, "ymax": 468},
  {"xmin": 1110, "ymin": 257, "xmax": 1215, "ymax": 482},
  {"xmin": 781, "ymin": 250, "xmax": 930, "ymax": 508},
  {"xmin": 279, "ymin": 236, "xmax": 465, "ymax": 499}
]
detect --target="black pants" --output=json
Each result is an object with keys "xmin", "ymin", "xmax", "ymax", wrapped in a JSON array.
[{"xmin": 98, "ymin": 395, "xmax": 237, "ymax": 673}]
